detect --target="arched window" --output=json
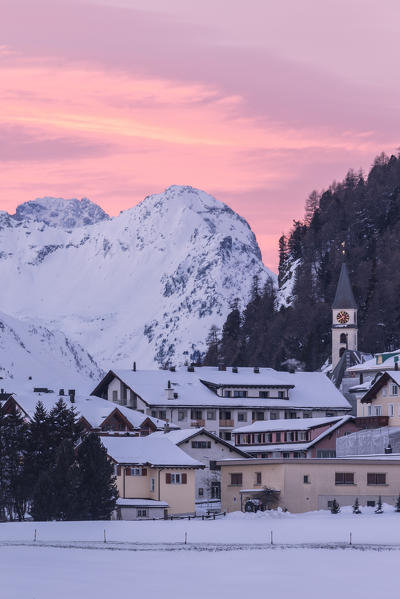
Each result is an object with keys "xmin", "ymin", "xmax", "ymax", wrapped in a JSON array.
[
  {"xmin": 340, "ymin": 333, "xmax": 347, "ymax": 344},
  {"xmin": 339, "ymin": 347, "xmax": 346, "ymax": 358}
]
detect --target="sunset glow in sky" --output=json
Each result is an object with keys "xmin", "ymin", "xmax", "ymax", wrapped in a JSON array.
[{"xmin": 1, "ymin": 0, "xmax": 399, "ymax": 269}]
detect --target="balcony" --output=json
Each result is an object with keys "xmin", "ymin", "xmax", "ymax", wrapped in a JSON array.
[
  {"xmin": 354, "ymin": 416, "xmax": 389, "ymax": 429},
  {"xmin": 191, "ymin": 420, "xmax": 205, "ymax": 427},
  {"xmin": 219, "ymin": 419, "xmax": 234, "ymax": 428}
]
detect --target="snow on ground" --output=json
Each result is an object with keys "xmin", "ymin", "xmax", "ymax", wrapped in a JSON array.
[
  {"xmin": 2, "ymin": 506, "xmax": 400, "ymax": 546},
  {"xmin": 2, "ymin": 510, "xmax": 400, "ymax": 598},
  {"xmin": 1, "ymin": 545, "xmax": 398, "ymax": 599}
]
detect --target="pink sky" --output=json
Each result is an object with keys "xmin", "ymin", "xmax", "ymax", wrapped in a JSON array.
[{"xmin": 1, "ymin": 0, "xmax": 399, "ymax": 270}]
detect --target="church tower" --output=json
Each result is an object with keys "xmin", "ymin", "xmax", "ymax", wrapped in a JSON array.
[{"xmin": 331, "ymin": 263, "xmax": 358, "ymax": 369}]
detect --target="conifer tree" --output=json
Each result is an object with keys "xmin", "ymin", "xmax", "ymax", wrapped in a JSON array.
[
  {"xmin": 375, "ymin": 496, "xmax": 383, "ymax": 514},
  {"xmin": 49, "ymin": 398, "xmax": 80, "ymax": 450},
  {"xmin": 52, "ymin": 439, "xmax": 77, "ymax": 520},
  {"xmin": 30, "ymin": 471, "xmax": 55, "ymax": 521},
  {"xmin": 74, "ymin": 434, "xmax": 118, "ymax": 520},
  {"xmin": 3, "ymin": 406, "xmax": 28, "ymax": 521},
  {"xmin": 330, "ymin": 499, "xmax": 340, "ymax": 514},
  {"xmin": 352, "ymin": 497, "xmax": 361, "ymax": 514},
  {"xmin": 23, "ymin": 401, "xmax": 53, "ymax": 498}
]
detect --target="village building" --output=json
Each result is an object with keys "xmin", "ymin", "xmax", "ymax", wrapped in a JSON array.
[
  {"xmin": 150, "ymin": 427, "xmax": 250, "ymax": 507},
  {"xmin": 3, "ymin": 390, "xmax": 169, "ymax": 436},
  {"xmin": 356, "ymin": 371, "xmax": 400, "ymax": 424},
  {"xmin": 232, "ymin": 416, "xmax": 361, "ymax": 458},
  {"xmin": 92, "ymin": 366, "xmax": 350, "ymax": 441},
  {"xmin": 218, "ymin": 455, "xmax": 400, "ymax": 513},
  {"xmin": 100, "ymin": 435, "xmax": 203, "ymax": 518}
]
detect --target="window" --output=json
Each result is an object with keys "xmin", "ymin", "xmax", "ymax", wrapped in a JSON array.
[
  {"xmin": 298, "ymin": 431, "xmax": 309, "ymax": 441},
  {"xmin": 374, "ymin": 406, "xmax": 382, "ymax": 416},
  {"xmin": 223, "ymin": 390, "xmax": 231, "ymax": 398},
  {"xmin": 223, "ymin": 431, "xmax": 232, "ymax": 441},
  {"xmin": 285, "ymin": 432, "xmax": 295, "ymax": 442},
  {"xmin": 209, "ymin": 460, "xmax": 221, "ymax": 471},
  {"xmin": 282, "ymin": 452, "xmax": 290, "ymax": 458},
  {"xmin": 367, "ymin": 473, "xmax": 386, "ymax": 485},
  {"xmin": 191, "ymin": 441, "xmax": 211, "ymax": 449},
  {"xmin": 159, "ymin": 410, "xmax": 166, "ymax": 420},
  {"xmin": 211, "ymin": 481, "xmax": 221, "ymax": 499},
  {"xmin": 191, "ymin": 409, "xmax": 203, "ymax": 420},
  {"xmin": 130, "ymin": 467, "xmax": 146, "ymax": 476},
  {"xmin": 285, "ymin": 411, "xmax": 297, "ymax": 419},
  {"xmin": 151, "ymin": 410, "xmax": 157, "ymax": 417},
  {"xmin": 270, "ymin": 411, "xmax": 279, "ymax": 420},
  {"xmin": 238, "ymin": 412, "xmax": 247, "ymax": 422},
  {"xmin": 233, "ymin": 390, "xmax": 247, "ymax": 398},
  {"xmin": 252, "ymin": 411, "xmax": 265, "ymax": 421},
  {"xmin": 123, "ymin": 385, "xmax": 128, "ymax": 401},
  {"xmin": 340, "ymin": 333, "xmax": 347, "ymax": 344},
  {"xmin": 150, "ymin": 478, "xmax": 155, "ymax": 492},
  {"xmin": 112, "ymin": 390, "xmax": 118, "ymax": 402},
  {"xmin": 255, "ymin": 472, "xmax": 262, "ymax": 485},
  {"xmin": 278, "ymin": 391, "xmax": 285, "ymax": 399},
  {"xmin": 220, "ymin": 410, "xmax": 232, "ymax": 420},
  {"xmin": 207, "ymin": 409, "xmax": 216, "ymax": 420},
  {"xmin": 367, "ymin": 405, "xmax": 372, "ymax": 416},
  {"xmin": 317, "ymin": 450, "xmax": 336, "ymax": 458},
  {"xmin": 303, "ymin": 412, "xmax": 312, "ymax": 418},
  {"xmin": 230, "ymin": 473, "xmax": 243, "ymax": 486},
  {"xmin": 166, "ymin": 473, "xmax": 187, "ymax": 484},
  {"xmin": 388, "ymin": 404, "xmax": 394, "ymax": 417},
  {"xmin": 303, "ymin": 475, "xmax": 310, "ymax": 484},
  {"xmin": 367, "ymin": 500, "xmax": 376, "ymax": 507},
  {"xmin": 178, "ymin": 409, "xmax": 186, "ymax": 421},
  {"xmin": 275, "ymin": 432, "xmax": 281, "ymax": 442},
  {"xmin": 335, "ymin": 472, "xmax": 354, "ymax": 485},
  {"xmin": 198, "ymin": 488, "xmax": 204, "ymax": 497},
  {"xmin": 326, "ymin": 411, "xmax": 335, "ymax": 417},
  {"xmin": 137, "ymin": 509, "xmax": 147, "ymax": 518},
  {"xmin": 259, "ymin": 391, "xmax": 269, "ymax": 398},
  {"xmin": 391, "ymin": 384, "xmax": 398, "ymax": 396}
]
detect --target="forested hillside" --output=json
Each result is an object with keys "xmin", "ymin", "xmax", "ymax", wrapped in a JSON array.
[{"xmin": 204, "ymin": 152, "xmax": 400, "ymax": 371}]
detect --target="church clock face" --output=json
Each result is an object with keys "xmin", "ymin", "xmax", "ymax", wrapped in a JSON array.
[{"xmin": 336, "ymin": 311, "xmax": 350, "ymax": 324}]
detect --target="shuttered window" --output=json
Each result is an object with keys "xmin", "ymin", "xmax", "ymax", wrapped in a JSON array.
[
  {"xmin": 367, "ymin": 473, "xmax": 386, "ymax": 485},
  {"xmin": 165, "ymin": 472, "xmax": 187, "ymax": 484}
]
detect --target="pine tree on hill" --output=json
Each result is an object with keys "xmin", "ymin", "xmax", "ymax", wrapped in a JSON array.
[{"xmin": 74, "ymin": 434, "xmax": 118, "ymax": 520}]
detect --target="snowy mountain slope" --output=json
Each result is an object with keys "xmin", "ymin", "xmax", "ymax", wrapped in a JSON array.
[
  {"xmin": 12, "ymin": 197, "xmax": 110, "ymax": 229},
  {"xmin": 0, "ymin": 311, "xmax": 104, "ymax": 393},
  {"xmin": 0, "ymin": 186, "xmax": 275, "ymax": 368}
]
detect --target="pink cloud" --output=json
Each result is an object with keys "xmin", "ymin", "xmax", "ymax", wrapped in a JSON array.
[{"xmin": 0, "ymin": 0, "xmax": 399, "ymax": 269}]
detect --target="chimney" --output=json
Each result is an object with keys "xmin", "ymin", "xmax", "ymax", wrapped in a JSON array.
[
  {"xmin": 133, "ymin": 361, "xmax": 136, "ymax": 372},
  {"xmin": 232, "ymin": 367, "xmax": 238, "ymax": 373},
  {"xmin": 165, "ymin": 380, "xmax": 174, "ymax": 400},
  {"xmin": 68, "ymin": 389, "xmax": 76, "ymax": 404},
  {"xmin": 359, "ymin": 373, "xmax": 364, "ymax": 384},
  {"xmin": 395, "ymin": 362, "xmax": 399, "ymax": 371},
  {"xmin": 253, "ymin": 367, "xmax": 260, "ymax": 374},
  {"xmin": 163, "ymin": 421, "xmax": 171, "ymax": 434},
  {"xmin": 59, "ymin": 388, "xmax": 65, "ymax": 396},
  {"xmin": 385, "ymin": 443, "xmax": 392, "ymax": 454}
]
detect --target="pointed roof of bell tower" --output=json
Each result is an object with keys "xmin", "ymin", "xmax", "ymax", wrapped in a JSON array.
[{"xmin": 332, "ymin": 263, "xmax": 357, "ymax": 309}]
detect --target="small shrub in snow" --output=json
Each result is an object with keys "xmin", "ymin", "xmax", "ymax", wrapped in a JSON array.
[
  {"xmin": 375, "ymin": 496, "xmax": 383, "ymax": 514},
  {"xmin": 330, "ymin": 499, "xmax": 340, "ymax": 514},
  {"xmin": 352, "ymin": 498, "xmax": 361, "ymax": 514},
  {"xmin": 395, "ymin": 494, "xmax": 400, "ymax": 513}
]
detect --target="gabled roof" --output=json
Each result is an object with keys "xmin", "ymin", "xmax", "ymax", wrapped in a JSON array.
[
  {"xmin": 92, "ymin": 367, "xmax": 351, "ymax": 410},
  {"xmin": 332, "ymin": 263, "xmax": 357, "ymax": 309},
  {"xmin": 150, "ymin": 427, "xmax": 251, "ymax": 457},
  {"xmin": 100, "ymin": 436, "xmax": 203, "ymax": 468},
  {"xmin": 360, "ymin": 371, "xmax": 400, "ymax": 403},
  {"xmin": 232, "ymin": 416, "xmax": 344, "ymax": 434},
  {"xmin": 348, "ymin": 350, "xmax": 400, "ymax": 374}
]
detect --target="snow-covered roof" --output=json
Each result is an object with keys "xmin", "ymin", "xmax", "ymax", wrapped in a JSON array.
[
  {"xmin": 234, "ymin": 416, "xmax": 354, "ymax": 454},
  {"xmin": 116, "ymin": 498, "xmax": 168, "ymax": 507},
  {"xmin": 11, "ymin": 391, "xmax": 166, "ymax": 430},
  {"xmin": 348, "ymin": 350, "xmax": 400, "ymax": 373},
  {"xmin": 101, "ymin": 435, "xmax": 203, "ymax": 467},
  {"xmin": 97, "ymin": 367, "xmax": 350, "ymax": 410},
  {"xmin": 232, "ymin": 416, "xmax": 343, "ymax": 434},
  {"xmin": 150, "ymin": 427, "xmax": 251, "ymax": 457}
]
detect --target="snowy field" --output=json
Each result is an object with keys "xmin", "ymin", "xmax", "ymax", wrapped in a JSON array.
[{"xmin": 2, "ymin": 509, "xmax": 400, "ymax": 598}]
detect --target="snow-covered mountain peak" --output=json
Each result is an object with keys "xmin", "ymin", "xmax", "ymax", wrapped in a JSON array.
[
  {"xmin": 0, "ymin": 186, "xmax": 275, "ymax": 368},
  {"xmin": 13, "ymin": 197, "xmax": 110, "ymax": 229}
]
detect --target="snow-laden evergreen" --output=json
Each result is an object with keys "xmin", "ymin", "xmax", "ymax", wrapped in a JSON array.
[{"xmin": 0, "ymin": 186, "xmax": 275, "ymax": 368}]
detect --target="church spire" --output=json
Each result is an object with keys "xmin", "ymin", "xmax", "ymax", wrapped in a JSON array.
[{"xmin": 332, "ymin": 263, "xmax": 357, "ymax": 309}]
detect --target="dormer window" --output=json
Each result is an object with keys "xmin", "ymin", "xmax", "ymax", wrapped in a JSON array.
[
  {"xmin": 278, "ymin": 391, "xmax": 285, "ymax": 399},
  {"xmin": 259, "ymin": 391, "xmax": 269, "ymax": 398},
  {"xmin": 234, "ymin": 390, "xmax": 247, "ymax": 398},
  {"xmin": 224, "ymin": 390, "xmax": 231, "ymax": 398}
]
